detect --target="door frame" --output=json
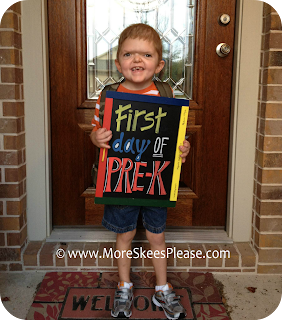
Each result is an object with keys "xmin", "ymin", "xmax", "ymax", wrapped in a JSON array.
[{"xmin": 22, "ymin": 0, "xmax": 263, "ymax": 241}]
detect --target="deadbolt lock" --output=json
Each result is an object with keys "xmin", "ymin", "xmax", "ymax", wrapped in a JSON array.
[
  {"xmin": 219, "ymin": 14, "xmax": 231, "ymax": 25},
  {"xmin": 216, "ymin": 43, "xmax": 231, "ymax": 57}
]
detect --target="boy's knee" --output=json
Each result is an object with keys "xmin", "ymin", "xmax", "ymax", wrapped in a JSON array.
[
  {"xmin": 117, "ymin": 229, "xmax": 136, "ymax": 243},
  {"xmin": 146, "ymin": 230, "xmax": 165, "ymax": 247}
]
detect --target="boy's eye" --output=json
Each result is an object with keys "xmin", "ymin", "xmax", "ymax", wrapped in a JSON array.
[
  {"xmin": 145, "ymin": 54, "xmax": 152, "ymax": 57},
  {"xmin": 124, "ymin": 53, "xmax": 131, "ymax": 57}
]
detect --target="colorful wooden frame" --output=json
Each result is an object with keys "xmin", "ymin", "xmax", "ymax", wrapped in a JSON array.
[{"xmin": 95, "ymin": 91, "xmax": 189, "ymax": 207}]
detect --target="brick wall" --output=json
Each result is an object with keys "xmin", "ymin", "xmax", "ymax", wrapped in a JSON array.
[
  {"xmin": 0, "ymin": 2, "xmax": 27, "ymax": 271},
  {"xmin": 253, "ymin": 4, "xmax": 282, "ymax": 274}
]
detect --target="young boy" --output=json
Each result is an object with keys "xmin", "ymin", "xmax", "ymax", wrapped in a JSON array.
[{"xmin": 90, "ymin": 23, "xmax": 190, "ymax": 320}]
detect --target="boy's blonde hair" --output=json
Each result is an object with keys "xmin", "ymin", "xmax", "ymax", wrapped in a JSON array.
[{"xmin": 117, "ymin": 23, "xmax": 163, "ymax": 61}]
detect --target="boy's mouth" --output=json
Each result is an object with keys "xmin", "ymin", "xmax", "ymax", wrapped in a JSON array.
[{"xmin": 131, "ymin": 67, "xmax": 144, "ymax": 71}]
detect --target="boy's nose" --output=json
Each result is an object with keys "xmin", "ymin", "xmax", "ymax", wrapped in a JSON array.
[{"xmin": 133, "ymin": 54, "xmax": 142, "ymax": 62}]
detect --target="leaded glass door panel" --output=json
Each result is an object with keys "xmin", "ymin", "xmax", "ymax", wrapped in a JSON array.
[
  {"xmin": 48, "ymin": 0, "xmax": 236, "ymax": 227},
  {"xmin": 87, "ymin": 0, "xmax": 195, "ymax": 100}
]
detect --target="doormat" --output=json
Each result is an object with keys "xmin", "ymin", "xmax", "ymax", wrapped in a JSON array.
[
  {"xmin": 58, "ymin": 287, "xmax": 193, "ymax": 319},
  {"xmin": 26, "ymin": 272, "xmax": 230, "ymax": 320}
]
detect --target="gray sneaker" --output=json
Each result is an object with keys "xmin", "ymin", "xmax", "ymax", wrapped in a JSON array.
[
  {"xmin": 111, "ymin": 282, "xmax": 134, "ymax": 318},
  {"xmin": 152, "ymin": 283, "xmax": 186, "ymax": 320}
]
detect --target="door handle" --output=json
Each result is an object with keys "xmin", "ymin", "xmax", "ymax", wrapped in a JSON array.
[{"xmin": 216, "ymin": 43, "xmax": 231, "ymax": 57}]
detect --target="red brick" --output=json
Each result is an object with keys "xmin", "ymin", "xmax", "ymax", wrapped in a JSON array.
[
  {"xmin": 260, "ymin": 103, "xmax": 282, "ymax": 118},
  {"xmin": 0, "ymin": 233, "xmax": 5, "ymax": 246},
  {"xmin": 5, "ymin": 165, "xmax": 26, "ymax": 182},
  {"xmin": 257, "ymin": 168, "xmax": 282, "ymax": 184},
  {"xmin": 23, "ymin": 241, "xmax": 43, "ymax": 266},
  {"xmin": 6, "ymin": 197, "xmax": 26, "ymax": 215},
  {"xmin": 261, "ymin": 137, "xmax": 282, "ymax": 152},
  {"xmin": 8, "ymin": 2, "xmax": 21, "ymax": 14},
  {"xmin": 258, "ymin": 265, "xmax": 282, "ymax": 274},
  {"xmin": 0, "ymin": 247, "xmax": 21, "ymax": 261},
  {"xmin": 1, "ymin": 67, "xmax": 23, "ymax": 83},
  {"xmin": 98, "ymin": 242, "xmax": 114, "ymax": 267},
  {"xmin": 0, "ymin": 31, "xmax": 22, "ymax": 49},
  {"xmin": 7, "ymin": 225, "xmax": 27, "ymax": 246},
  {"xmin": 9, "ymin": 263, "xmax": 23, "ymax": 271},
  {"xmin": 257, "ymin": 151, "xmax": 282, "ymax": 168},
  {"xmin": 39, "ymin": 242, "xmax": 57, "ymax": 266},
  {"xmin": 0, "ymin": 118, "xmax": 22, "ymax": 133},
  {"xmin": 0, "ymin": 264, "xmax": 8, "ymax": 271},
  {"xmin": 206, "ymin": 244, "xmax": 223, "ymax": 268},
  {"xmin": 257, "ymin": 185, "xmax": 282, "ymax": 200},
  {"xmin": 67, "ymin": 243, "xmax": 85, "ymax": 267},
  {"xmin": 263, "ymin": 51, "xmax": 282, "ymax": 67},
  {"xmin": 0, "ymin": 182, "xmax": 24, "ymax": 198},
  {"xmin": 263, "ymin": 68, "xmax": 282, "ymax": 84},
  {"xmin": 258, "ymin": 201, "xmax": 282, "ymax": 216},
  {"xmin": 263, "ymin": 3, "xmax": 275, "ymax": 16},
  {"xmin": 270, "ymin": 15, "xmax": 282, "ymax": 30},
  {"xmin": 0, "ymin": 48, "xmax": 21, "ymax": 65},
  {"xmin": 82, "ymin": 242, "xmax": 99, "ymax": 267},
  {"xmin": 0, "ymin": 84, "xmax": 20, "ymax": 99},
  {"xmin": 256, "ymin": 216, "xmax": 282, "ymax": 232},
  {"xmin": 0, "ymin": 216, "xmax": 22, "ymax": 231},
  {"xmin": 55, "ymin": 243, "xmax": 68, "ymax": 267},
  {"xmin": 263, "ymin": 33, "xmax": 282, "ymax": 50},
  {"xmin": 0, "ymin": 12, "xmax": 18, "ymax": 29},
  {"xmin": 3, "ymin": 102, "xmax": 24, "ymax": 116},
  {"xmin": 259, "ymin": 234, "xmax": 282, "ymax": 247},
  {"xmin": 189, "ymin": 244, "xmax": 206, "ymax": 267},
  {"xmin": 191, "ymin": 268, "xmax": 241, "ymax": 272},
  {"xmin": 236, "ymin": 243, "xmax": 256, "ymax": 267},
  {"xmin": 264, "ymin": 119, "xmax": 282, "ymax": 135},
  {"xmin": 4, "ymin": 133, "xmax": 25, "ymax": 150},
  {"xmin": 258, "ymin": 248, "xmax": 282, "ymax": 263}
]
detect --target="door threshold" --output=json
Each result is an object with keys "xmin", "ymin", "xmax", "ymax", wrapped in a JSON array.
[{"xmin": 47, "ymin": 228, "xmax": 233, "ymax": 244}]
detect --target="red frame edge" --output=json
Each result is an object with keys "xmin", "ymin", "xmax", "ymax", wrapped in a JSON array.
[{"xmin": 95, "ymin": 97, "xmax": 113, "ymax": 198}]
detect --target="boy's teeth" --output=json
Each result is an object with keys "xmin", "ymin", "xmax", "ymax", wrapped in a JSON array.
[{"xmin": 132, "ymin": 67, "xmax": 143, "ymax": 71}]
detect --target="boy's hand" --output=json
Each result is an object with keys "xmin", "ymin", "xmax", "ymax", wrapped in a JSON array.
[
  {"xmin": 179, "ymin": 140, "xmax": 190, "ymax": 163},
  {"xmin": 90, "ymin": 128, "xmax": 112, "ymax": 149}
]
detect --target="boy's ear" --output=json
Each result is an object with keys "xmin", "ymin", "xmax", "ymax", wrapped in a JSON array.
[
  {"xmin": 155, "ymin": 60, "xmax": 165, "ymax": 74},
  {"xmin": 115, "ymin": 59, "xmax": 122, "ymax": 73}
]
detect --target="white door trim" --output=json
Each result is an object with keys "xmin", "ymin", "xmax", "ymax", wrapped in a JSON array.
[
  {"xmin": 226, "ymin": 0, "xmax": 263, "ymax": 241},
  {"xmin": 22, "ymin": 0, "xmax": 52, "ymax": 240}
]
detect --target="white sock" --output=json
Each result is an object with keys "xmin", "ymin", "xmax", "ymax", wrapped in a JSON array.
[
  {"xmin": 155, "ymin": 283, "xmax": 169, "ymax": 292},
  {"xmin": 118, "ymin": 281, "xmax": 133, "ymax": 288}
]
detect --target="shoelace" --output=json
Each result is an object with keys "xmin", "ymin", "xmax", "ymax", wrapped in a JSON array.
[
  {"xmin": 162, "ymin": 290, "xmax": 181, "ymax": 304},
  {"xmin": 115, "ymin": 288, "xmax": 132, "ymax": 301}
]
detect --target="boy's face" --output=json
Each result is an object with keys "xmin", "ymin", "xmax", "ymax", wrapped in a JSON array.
[{"xmin": 115, "ymin": 37, "xmax": 165, "ymax": 90}]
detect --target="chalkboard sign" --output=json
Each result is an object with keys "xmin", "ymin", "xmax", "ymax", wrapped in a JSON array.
[{"xmin": 95, "ymin": 91, "xmax": 189, "ymax": 207}]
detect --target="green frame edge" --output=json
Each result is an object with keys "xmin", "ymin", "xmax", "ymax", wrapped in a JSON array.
[{"xmin": 95, "ymin": 197, "xmax": 176, "ymax": 208}]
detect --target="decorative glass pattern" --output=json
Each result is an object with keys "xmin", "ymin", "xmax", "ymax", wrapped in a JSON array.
[{"xmin": 87, "ymin": 0, "xmax": 196, "ymax": 99}]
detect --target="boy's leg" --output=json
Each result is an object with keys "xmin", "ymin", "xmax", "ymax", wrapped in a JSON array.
[
  {"xmin": 116, "ymin": 229, "xmax": 136, "ymax": 282},
  {"xmin": 144, "ymin": 214, "xmax": 186, "ymax": 320},
  {"xmin": 102, "ymin": 205, "xmax": 139, "ymax": 319},
  {"xmin": 145, "ymin": 230, "xmax": 167, "ymax": 285},
  {"xmin": 111, "ymin": 230, "xmax": 136, "ymax": 318}
]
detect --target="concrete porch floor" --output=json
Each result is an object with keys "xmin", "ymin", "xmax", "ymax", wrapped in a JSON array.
[{"xmin": 0, "ymin": 272, "xmax": 281, "ymax": 320}]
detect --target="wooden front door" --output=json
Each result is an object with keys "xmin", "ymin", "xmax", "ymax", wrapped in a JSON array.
[{"xmin": 48, "ymin": 0, "xmax": 236, "ymax": 227}]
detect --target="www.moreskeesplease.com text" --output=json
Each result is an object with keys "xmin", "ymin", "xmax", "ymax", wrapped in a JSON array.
[{"xmin": 56, "ymin": 247, "xmax": 231, "ymax": 260}]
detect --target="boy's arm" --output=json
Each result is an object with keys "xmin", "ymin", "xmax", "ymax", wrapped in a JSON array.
[{"xmin": 90, "ymin": 92, "xmax": 112, "ymax": 148}]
